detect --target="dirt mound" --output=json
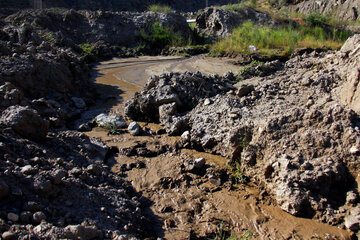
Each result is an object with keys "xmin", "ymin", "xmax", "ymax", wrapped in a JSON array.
[
  {"xmin": 0, "ymin": 8, "xmax": 187, "ymax": 239},
  {"xmin": 124, "ymin": 35, "xmax": 360, "ymax": 232},
  {"xmin": 0, "ymin": 128, "xmax": 155, "ymax": 239},
  {"xmin": 3, "ymin": 8, "xmax": 192, "ymax": 54}
]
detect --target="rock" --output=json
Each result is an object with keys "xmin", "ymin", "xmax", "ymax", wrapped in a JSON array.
[
  {"xmin": 71, "ymin": 97, "xmax": 86, "ymax": 109},
  {"xmin": 159, "ymin": 103, "xmax": 177, "ymax": 125},
  {"xmin": 66, "ymin": 225, "xmax": 85, "ymax": 237},
  {"xmin": 124, "ymin": 72, "xmax": 232, "ymax": 122},
  {"xmin": 112, "ymin": 232, "xmax": 138, "ymax": 240},
  {"xmin": 341, "ymin": 34, "xmax": 360, "ymax": 53},
  {"xmin": 347, "ymin": 191, "xmax": 358, "ymax": 205},
  {"xmin": 2, "ymin": 232, "xmax": 15, "ymax": 240},
  {"xmin": 7, "ymin": 213, "xmax": 19, "ymax": 222},
  {"xmin": 95, "ymin": 113, "xmax": 126, "ymax": 129},
  {"xmin": 181, "ymin": 130, "xmax": 191, "ymax": 141},
  {"xmin": 128, "ymin": 122, "xmax": 141, "ymax": 136},
  {"xmin": 350, "ymin": 146, "xmax": 359, "ymax": 154},
  {"xmin": 194, "ymin": 158, "xmax": 206, "ymax": 169},
  {"xmin": 345, "ymin": 206, "xmax": 360, "ymax": 231},
  {"xmin": 196, "ymin": 7, "xmax": 275, "ymax": 39},
  {"xmin": 34, "ymin": 179, "xmax": 53, "ymax": 193},
  {"xmin": 288, "ymin": 0, "xmax": 360, "ymax": 21},
  {"xmin": 24, "ymin": 201, "xmax": 43, "ymax": 212},
  {"xmin": 78, "ymin": 123, "xmax": 92, "ymax": 132},
  {"xmin": 21, "ymin": 165, "xmax": 36, "ymax": 175},
  {"xmin": 145, "ymin": 75, "xmax": 159, "ymax": 90},
  {"xmin": 0, "ymin": 181, "xmax": 9, "ymax": 199},
  {"xmin": 184, "ymin": 158, "xmax": 206, "ymax": 172},
  {"xmin": 204, "ymin": 98, "xmax": 211, "ymax": 105},
  {"xmin": 51, "ymin": 169, "xmax": 67, "ymax": 185},
  {"xmin": 0, "ymin": 82, "xmax": 23, "ymax": 108},
  {"xmin": 165, "ymin": 116, "xmax": 190, "ymax": 136},
  {"xmin": 20, "ymin": 211, "xmax": 32, "ymax": 224},
  {"xmin": 65, "ymin": 225, "xmax": 102, "ymax": 239},
  {"xmin": 86, "ymin": 164, "xmax": 102, "ymax": 175},
  {"xmin": 0, "ymin": 106, "xmax": 49, "ymax": 140},
  {"xmin": 33, "ymin": 211, "xmax": 46, "ymax": 224},
  {"xmin": 237, "ymin": 84, "xmax": 255, "ymax": 97}
]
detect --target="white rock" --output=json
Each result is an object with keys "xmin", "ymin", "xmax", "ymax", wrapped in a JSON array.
[
  {"xmin": 350, "ymin": 146, "xmax": 359, "ymax": 154},
  {"xmin": 181, "ymin": 130, "xmax": 190, "ymax": 141},
  {"xmin": 21, "ymin": 165, "xmax": 36, "ymax": 175},
  {"xmin": 95, "ymin": 113, "xmax": 126, "ymax": 129},
  {"xmin": 128, "ymin": 122, "xmax": 141, "ymax": 136}
]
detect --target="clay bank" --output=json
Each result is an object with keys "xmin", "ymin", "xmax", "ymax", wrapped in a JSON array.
[{"xmin": 0, "ymin": 6, "xmax": 360, "ymax": 240}]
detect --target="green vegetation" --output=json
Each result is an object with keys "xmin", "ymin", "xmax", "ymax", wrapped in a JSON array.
[
  {"xmin": 231, "ymin": 162, "xmax": 250, "ymax": 184},
  {"xmin": 148, "ymin": 4, "xmax": 173, "ymax": 13},
  {"xmin": 211, "ymin": 22, "xmax": 351, "ymax": 56},
  {"xmin": 188, "ymin": 22, "xmax": 196, "ymax": 30},
  {"xmin": 45, "ymin": 33, "xmax": 54, "ymax": 41},
  {"xmin": 78, "ymin": 43, "xmax": 94, "ymax": 58},
  {"xmin": 140, "ymin": 21, "xmax": 189, "ymax": 51},
  {"xmin": 215, "ymin": 223, "xmax": 254, "ymax": 240},
  {"xmin": 305, "ymin": 12, "xmax": 330, "ymax": 27}
]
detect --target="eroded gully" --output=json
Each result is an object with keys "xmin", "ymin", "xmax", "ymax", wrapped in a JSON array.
[{"xmin": 85, "ymin": 55, "xmax": 351, "ymax": 239}]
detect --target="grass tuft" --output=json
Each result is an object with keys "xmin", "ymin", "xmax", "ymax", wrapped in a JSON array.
[
  {"xmin": 78, "ymin": 43, "xmax": 94, "ymax": 58},
  {"xmin": 211, "ymin": 22, "xmax": 351, "ymax": 56},
  {"xmin": 148, "ymin": 4, "xmax": 173, "ymax": 13}
]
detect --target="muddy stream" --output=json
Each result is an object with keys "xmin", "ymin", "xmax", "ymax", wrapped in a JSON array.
[{"xmin": 85, "ymin": 55, "xmax": 351, "ymax": 239}]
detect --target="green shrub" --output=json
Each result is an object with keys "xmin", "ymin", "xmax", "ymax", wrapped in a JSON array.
[
  {"xmin": 305, "ymin": 12, "xmax": 329, "ymax": 27},
  {"xmin": 148, "ymin": 4, "xmax": 173, "ymax": 13},
  {"xmin": 140, "ymin": 22, "xmax": 188, "ymax": 50},
  {"xmin": 78, "ymin": 43, "xmax": 94, "ymax": 57}
]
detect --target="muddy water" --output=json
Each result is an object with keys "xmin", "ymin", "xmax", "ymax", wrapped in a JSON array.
[{"xmin": 87, "ymin": 56, "xmax": 352, "ymax": 239}]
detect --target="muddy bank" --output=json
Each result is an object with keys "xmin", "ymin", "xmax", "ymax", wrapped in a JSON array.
[
  {"xmin": 120, "ymin": 35, "xmax": 360, "ymax": 237},
  {"xmin": 84, "ymin": 55, "xmax": 353, "ymax": 239}
]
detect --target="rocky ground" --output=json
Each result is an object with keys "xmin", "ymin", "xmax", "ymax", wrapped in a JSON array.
[
  {"xmin": 123, "ymin": 34, "xmax": 360, "ymax": 237},
  {"xmin": 1, "ymin": 5, "xmax": 360, "ymax": 240},
  {"xmin": 0, "ymin": 0, "xmax": 239, "ymax": 17},
  {"xmin": 0, "ymin": 8, "xmax": 192, "ymax": 240}
]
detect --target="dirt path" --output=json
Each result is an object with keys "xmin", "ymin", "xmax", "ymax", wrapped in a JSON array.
[{"xmin": 86, "ymin": 55, "xmax": 352, "ymax": 239}]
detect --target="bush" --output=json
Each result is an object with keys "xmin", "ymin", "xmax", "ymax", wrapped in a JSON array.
[
  {"xmin": 148, "ymin": 4, "xmax": 173, "ymax": 13},
  {"xmin": 140, "ymin": 22, "xmax": 188, "ymax": 50},
  {"xmin": 305, "ymin": 12, "xmax": 329, "ymax": 27},
  {"xmin": 78, "ymin": 43, "xmax": 94, "ymax": 57}
]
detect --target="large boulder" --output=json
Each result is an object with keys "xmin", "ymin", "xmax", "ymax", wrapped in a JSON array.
[{"xmin": 0, "ymin": 105, "xmax": 49, "ymax": 140}]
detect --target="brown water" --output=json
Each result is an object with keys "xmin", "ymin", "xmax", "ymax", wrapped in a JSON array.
[{"xmin": 87, "ymin": 56, "xmax": 352, "ymax": 239}]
